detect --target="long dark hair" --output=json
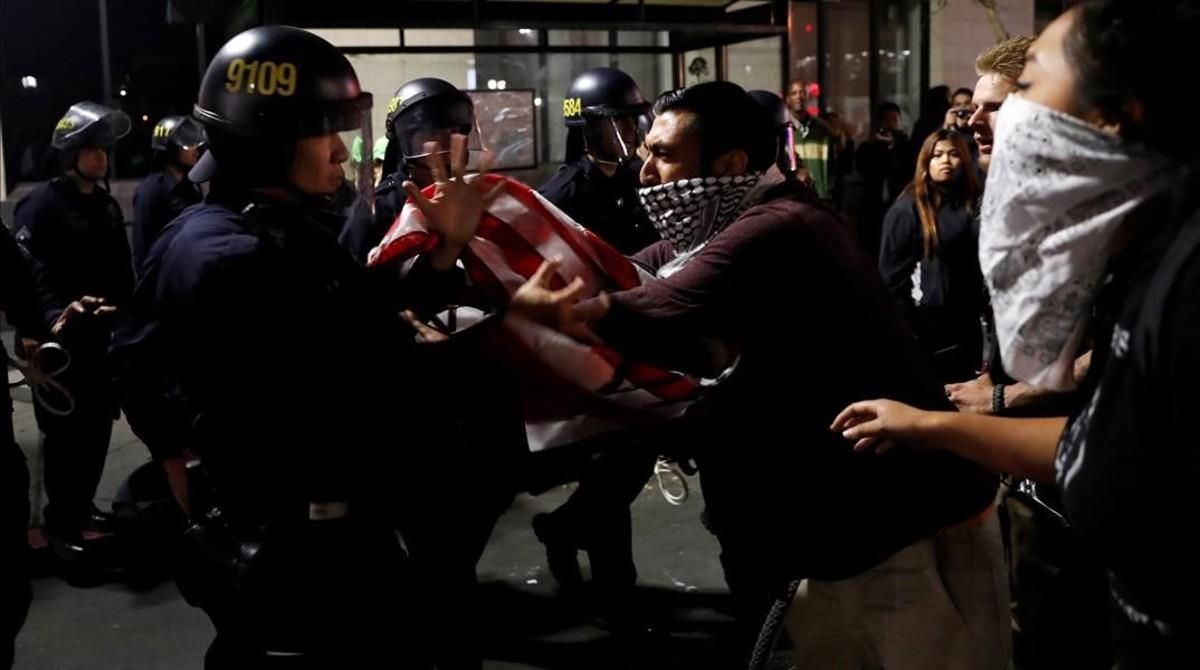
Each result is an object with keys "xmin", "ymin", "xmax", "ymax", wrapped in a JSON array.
[{"xmin": 904, "ymin": 129, "xmax": 980, "ymax": 258}]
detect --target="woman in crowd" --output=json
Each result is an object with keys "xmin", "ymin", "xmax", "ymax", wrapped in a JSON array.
[
  {"xmin": 879, "ymin": 128, "xmax": 985, "ymax": 382},
  {"xmin": 833, "ymin": 1, "xmax": 1200, "ymax": 665}
]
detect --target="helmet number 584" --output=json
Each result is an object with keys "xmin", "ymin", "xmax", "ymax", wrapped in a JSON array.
[{"xmin": 225, "ymin": 58, "xmax": 297, "ymax": 97}]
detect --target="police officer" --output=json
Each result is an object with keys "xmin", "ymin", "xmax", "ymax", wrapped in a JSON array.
[
  {"xmin": 132, "ymin": 115, "xmax": 204, "ymax": 274},
  {"xmin": 538, "ymin": 67, "xmax": 658, "ymax": 255},
  {"xmin": 529, "ymin": 68, "xmax": 661, "ymax": 632},
  {"xmin": 339, "ymin": 78, "xmax": 528, "ymax": 670},
  {"xmin": 14, "ymin": 101, "xmax": 133, "ymax": 559},
  {"xmin": 339, "ymin": 77, "xmax": 477, "ymax": 264},
  {"xmin": 748, "ymin": 90, "xmax": 798, "ymax": 179},
  {"xmin": 111, "ymin": 25, "xmax": 513, "ymax": 668},
  {"xmin": 2, "ymin": 223, "xmax": 103, "ymax": 667}
]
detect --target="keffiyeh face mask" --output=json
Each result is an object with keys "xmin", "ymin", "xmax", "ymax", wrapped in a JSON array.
[{"xmin": 638, "ymin": 169, "xmax": 779, "ymax": 255}]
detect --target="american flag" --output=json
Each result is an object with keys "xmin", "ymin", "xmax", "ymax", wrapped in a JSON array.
[{"xmin": 368, "ymin": 174, "xmax": 706, "ymax": 451}]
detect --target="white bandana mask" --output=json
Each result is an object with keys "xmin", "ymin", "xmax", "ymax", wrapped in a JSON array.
[
  {"xmin": 980, "ymin": 94, "xmax": 1182, "ymax": 390},
  {"xmin": 638, "ymin": 166, "xmax": 785, "ymax": 276}
]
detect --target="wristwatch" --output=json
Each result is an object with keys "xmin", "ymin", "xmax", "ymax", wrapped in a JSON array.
[{"xmin": 992, "ymin": 383, "xmax": 1007, "ymax": 415}]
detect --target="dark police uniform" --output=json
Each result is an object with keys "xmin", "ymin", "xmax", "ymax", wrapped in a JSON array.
[
  {"xmin": 14, "ymin": 177, "xmax": 132, "ymax": 539},
  {"xmin": 120, "ymin": 184, "xmax": 523, "ymax": 670},
  {"xmin": 338, "ymin": 75, "xmax": 528, "ymax": 668},
  {"xmin": 112, "ymin": 27, "xmax": 524, "ymax": 669},
  {"xmin": 534, "ymin": 156, "xmax": 660, "ymax": 604},
  {"xmin": 338, "ymin": 168, "xmax": 407, "ymax": 264},
  {"xmin": 118, "ymin": 182, "xmax": 435, "ymax": 667},
  {"xmin": 527, "ymin": 68, "xmax": 660, "ymax": 623},
  {"xmin": 132, "ymin": 170, "xmax": 202, "ymax": 273},
  {"xmin": 1, "ymin": 222, "xmax": 42, "ymax": 670},
  {"xmin": 538, "ymin": 157, "xmax": 658, "ymax": 256}
]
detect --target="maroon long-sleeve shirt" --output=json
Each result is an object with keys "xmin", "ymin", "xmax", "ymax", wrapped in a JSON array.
[{"xmin": 586, "ymin": 183, "xmax": 997, "ymax": 582}]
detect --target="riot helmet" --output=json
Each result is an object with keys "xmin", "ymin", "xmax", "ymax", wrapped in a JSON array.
[
  {"xmin": 151, "ymin": 115, "xmax": 206, "ymax": 171},
  {"xmin": 383, "ymin": 77, "xmax": 479, "ymax": 183},
  {"xmin": 562, "ymin": 67, "xmax": 651, "ymax": 165},
  {"xmin": 190, "ymin": 25, "xmax": 374, "ymax": 196},
  {"xmin": 51, "ymin": 101, "xmax": 131, "ymax": 180}
]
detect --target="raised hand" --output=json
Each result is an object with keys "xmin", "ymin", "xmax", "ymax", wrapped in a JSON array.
[
  {"xmin": 510, "ymin": 259, "xmax": 605, "ymax": 343},
  {"xmin": 402, "ymin": 134, "xmax": 506, "ymax": 271}
]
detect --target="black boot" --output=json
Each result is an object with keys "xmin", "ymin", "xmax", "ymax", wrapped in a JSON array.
[{"xmin": 532, "ymin": 512, "xmax": 585, "ymax": 593}]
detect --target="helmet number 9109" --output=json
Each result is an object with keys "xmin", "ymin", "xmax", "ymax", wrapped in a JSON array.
[{"xmin": 225, "ymin": 59, "xmax": 297, "ymax": 97}]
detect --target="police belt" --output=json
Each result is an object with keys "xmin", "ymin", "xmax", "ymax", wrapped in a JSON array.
[{"xmin": 181, "ymin": 458, "xmax": 351, "ymax": 592}]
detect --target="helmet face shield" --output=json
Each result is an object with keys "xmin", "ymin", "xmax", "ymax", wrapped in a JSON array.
[
  {"xmin": 584, "ymin": 112, "xmax": 649, "ymax": 164},
  {"xmin": 336, "ymin": 101, "xmax": 376, "ymax": 199},
  {"xmin": 610, "ymin": 114, "xmax": 648, "ymax": 160},
  {"xmin": 394, "ymin": 97, "xmax": 483, "ymax": 168},
  {"xmin": 172, "ymin": 119, "xmax": 207, "ymax": 151},
  {"xmin": 53, "ymin": 102, "xmax": 131, "ymax": 151}
]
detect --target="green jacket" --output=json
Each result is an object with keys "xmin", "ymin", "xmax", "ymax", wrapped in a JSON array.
[{"xmin": 791, "ymin": 114, "xmax": 838, "ymax": 200}]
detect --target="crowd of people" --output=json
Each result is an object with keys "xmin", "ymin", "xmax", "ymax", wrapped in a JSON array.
[{"xmin": 3, "ymin": 0, "xmax": 1198, "ymax": 667}]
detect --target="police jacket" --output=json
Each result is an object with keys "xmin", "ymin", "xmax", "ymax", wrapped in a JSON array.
[
  {"xmin": 132, "ymin": 170, "xmax": 202, "ymax": 274},
  {"xmin": 339, "ymin": 169, "xmax": 409, "ymax": 264},
  {"xmin": 14, "ymin": 177, "xmax": 133, "ymax": 330},
  {"xmin": 538, "ymin": 157, "xmax": 659, "ymax": 255},
  {"xmin": 111, "ymin": 182, "xmax": 526, "ymax": 529}
]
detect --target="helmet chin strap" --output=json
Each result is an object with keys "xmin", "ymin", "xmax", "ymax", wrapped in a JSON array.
[
  {"xmin": 584, "ymin": 116, "xmax": 637, "ymax": 169},
  {"xmin": 582, "ymin": 135, "xmax": 624, "ymax": 169},
  {"xmin": 587, "ymin": 153, "xmax": 623, "ymax": 168}
]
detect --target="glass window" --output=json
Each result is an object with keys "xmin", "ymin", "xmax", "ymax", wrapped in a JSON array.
[
  {"xmin": 876, "ymin": 0, "xmax": 923, "ymax": 131},
  {"xmin": 402, "ymin": 29, "xmax": 474, "ymax": 47},
  {"xmin": 305, "ymin": 29, "xmax": 401, "ymax": 48},
  {"xmin": 612, "ymin": 52, "xmax": 673, "ymax": 103},
  {"xmin": 616, "ymin": 31, "xmax": 669, "ymax": 47},
  {"xmin": 821, "ymin": 0, "xmax": 871, "ymax": 141},
  {"xmin": 474, "ymin": 29, "xmax": 539, "ymax": 48},
  {"xmin": 548, "ymin": 30, "xmax": 609, "ymax": 47},
  {"xmin": 726, "ymin": 36, "xmax": 783, "ymax": 94}
]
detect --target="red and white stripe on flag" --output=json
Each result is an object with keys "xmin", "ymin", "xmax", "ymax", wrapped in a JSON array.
[{"xmin": 368, "ymin": 174, "xmax": 702, "ymax": 451}]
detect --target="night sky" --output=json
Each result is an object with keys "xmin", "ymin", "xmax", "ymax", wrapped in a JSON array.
[{"xmin": 1, "ymin": 0, "xmax": 207, "ymax": 185}]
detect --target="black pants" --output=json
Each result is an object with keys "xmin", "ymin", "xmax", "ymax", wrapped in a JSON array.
[
  {"xmin": 35, "ymin": 386, "xmax": 112, "ymax": 535},
  {"xmin": 192, "ymin": 518, "xmax": 427, "ymax": 669},
  {"xmin": 1008, "ymin": 497, "xmax": 1113, "ymax": 669},
  {"xmin": 532, "ymin": 439, "xmax": 657, "ymax": 591},
  {"xmin": 2, "ymin": 389, "xmax": 32, "ymax": 669},
  {"xmin": 693, "ymin": 445, "xmax": 802, "ymax": 664},
  {"xmin": 397, "ymin": 446, "xmax": 519, "ymax": 670}
]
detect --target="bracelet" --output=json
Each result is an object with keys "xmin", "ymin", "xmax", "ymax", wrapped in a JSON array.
[{"xmin": 992, "ymin": 383, "xmax": 1006, "ymax": 415}]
